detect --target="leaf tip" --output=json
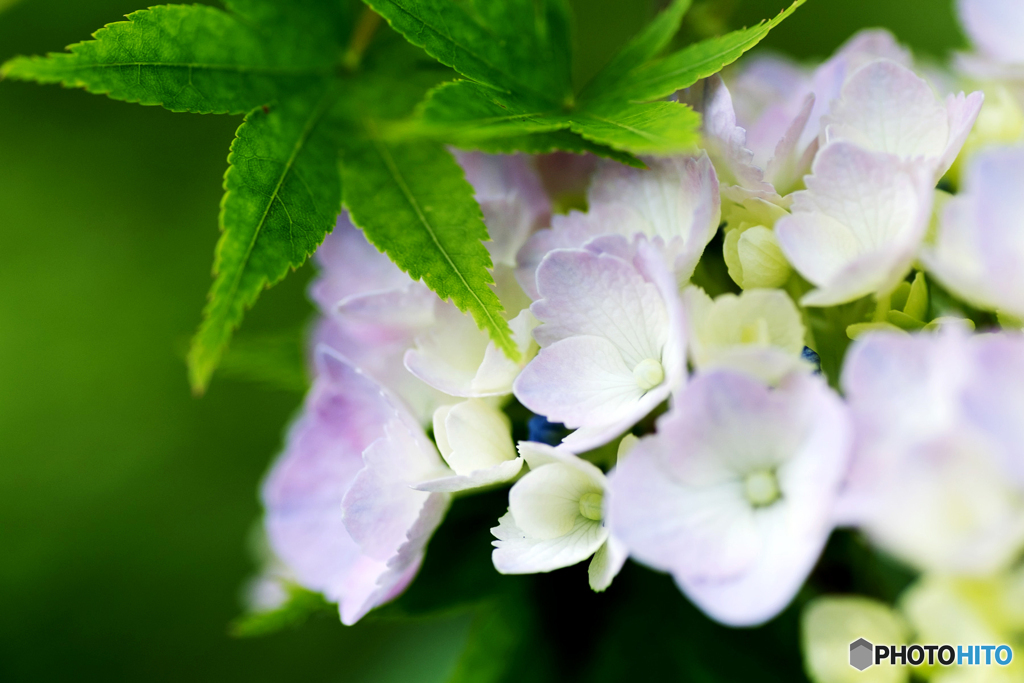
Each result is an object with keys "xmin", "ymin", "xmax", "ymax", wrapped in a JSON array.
[{"xmin": 186, "ymin": 337, "xmax": 217, "ymax": 397}]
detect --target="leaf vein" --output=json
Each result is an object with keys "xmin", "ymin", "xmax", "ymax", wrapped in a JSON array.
[{"xmin": 364, "ymin": 119, "xmax": 505, "ymax": 336}]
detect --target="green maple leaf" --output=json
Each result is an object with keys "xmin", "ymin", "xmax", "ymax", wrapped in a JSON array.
[
  {"xmin": 3, "ymin": 0, "xmax": 518, "ymax": 391},
  {"xmin": 374, "ymin": 0, "xmax": 805, "ymax": 156}
]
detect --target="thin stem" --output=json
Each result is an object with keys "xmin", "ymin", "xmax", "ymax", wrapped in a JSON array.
[{"xmin": 341, "ymin": 8, "xmax": 381, "ymax": 72}]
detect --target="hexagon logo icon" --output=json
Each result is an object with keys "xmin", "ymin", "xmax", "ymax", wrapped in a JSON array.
[{"xmin": 850, "ymin": 638, "xmax": 874, "ymax": 671}]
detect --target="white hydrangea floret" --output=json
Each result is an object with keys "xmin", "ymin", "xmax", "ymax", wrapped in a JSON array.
[
  {"xmin": 822, "ymin": 59, "xmax": 983, "ymax": 181},
  {"xmin": 404, "ymin": 306, "xmax": 538, "ymax": 397},
  {"xmin": 776, "ymin": 141, "xmax": 935, "ymax": 307},
  {"xmin": 923, "ymin": 146, "xmax": 1024, "ymax": 319},
  {"xmin": 801, "ymin": 596, "xmax": 909, "ymax": 683},
  {"xmin": 414, "ymin": 399, "xmax": 524, "ymax": 493},
  {"xmin": 492, "ymin": 442, "xmax": 626, "ymax": 592},
  {"xmin": 608, "ymin": 371, "xmax": 852, "ymax": 626},
  {"xmin": 516, "ymin": 154, "xmax": 720, "ymax": 296},
  {"xmin": 840, "ymin": 329, "xmax": 1024, "ymax": 575},
  {"xmin": 684, "ymin": 286, "xmax": 809, "ymax": 384},
  {"xmin": 513, "ymin": 236, "xmax": 686, "ymax": 452}
]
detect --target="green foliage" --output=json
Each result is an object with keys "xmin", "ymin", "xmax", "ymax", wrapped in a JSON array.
[
  {"xmin": 189, "ymin": 87, "xmax": 342, "ymax": 391},
  {"xmin": 445, "ymin": 590, "xmax": 532, "ymax": 683},
  {"xmin": 230, "ymin": 584, "xmax": 334, "ymax": 638},
  {"xmin": 2, "ymin": 0, "xmax": 804, "ymax": 391},
  {"xmin": 576, "ymin": 0, "xmax": 693, "ymax": 100},
  {"xmin": 380, "ymin": 0, "xmax": 803, "ymax": 156},
  {"xmin": 567, "ymin": 100, "xmax": 702, "ymax": 154},
  {"xmin": 342, "ymin": 131, "xmax": 517, "ymax": 359},
  {"xmin": 3, "ymin": 0, "xmax": 519, "ymax": 391},
  {"xmin": 1, "ymin": 4, "xmax": 332, "ymax": 114},
  {"xmin": 217, "ymin": 331, "xmax": 308, "ymax": 392},
  {"xmin": 364, "ymin": 0, "xmax": 574, "ymax": 107},
  {"xmin": 585, "ymin": 0, "xmax": 806, "ymax": 104}
]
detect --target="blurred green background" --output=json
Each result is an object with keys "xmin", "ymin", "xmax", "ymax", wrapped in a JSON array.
[{"xmin": 0, "ymin": 0, "xmax": 964, "ymax": 680}]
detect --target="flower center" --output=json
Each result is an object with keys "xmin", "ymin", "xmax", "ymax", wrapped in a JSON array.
[
  {"xmin": 739, "ymin": 317, "xmax": 771, "ymax": 346},
  {"xmin": 578, "ymin": 492, "xmax": 604, "ymax": 521},
  {"xmin": 632, "ymin": 358, "xmax": 665, "ymax": 391},
  {"xmin": 744, "ymin": 469, "xmax": 780, "ymax": 507}
]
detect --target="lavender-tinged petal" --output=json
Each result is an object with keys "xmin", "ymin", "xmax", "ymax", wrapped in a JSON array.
[
  {"xmin": 957, "ymin": 0, "xmax": 1024, "ymax": 64},
  {"xmin": 777, "ymin": 142, "xmax": 934, "ymax": 306},
  {"xmin": 608, "ymin": 371, "xmax": 851, "ymax": 626}
]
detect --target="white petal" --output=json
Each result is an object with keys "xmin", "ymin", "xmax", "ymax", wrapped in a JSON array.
[
  {"xmin": 414, "ymin": 458, "xmax": 524, "ymax": 493},
  {"xmin": 514, "ymin": 335, "xmax": 668, "ymax": 452},
  {"xmin": 439, "ymin": 399, "xmax": 516, "ymax": 475},
  {"xmin": 492, "ymin": 512, "xmax": 608, "ymax": 574},
  {"xmin": 516, "ymin": 441, "xmax": 609, "ymax": 484},
  {"xmin": 824, "ymin": 61, "xmax": 951, "ymax": 161},
  {"xmin": 589, "ymin": 536, "xmax": 629, "ymax": 592},
  {"xmin": 403, "ymin": 303, "xmax": 492, "ymax": 397},
  {"xmin": 509, "ymin": 462, "xmax": 604, "ymax": 539},
  {"xmin": 777, "ymin": 142, "xmax": 933, "ymax": 305},
  {"xmin": 532, "ymin": 249, "xmax": 669, "ymax": 366}
]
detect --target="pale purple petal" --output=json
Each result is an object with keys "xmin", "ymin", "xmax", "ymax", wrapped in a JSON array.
[
  {"xmin": 716, "ymin": 30, "xmax": 911, "ymax": 196},
  {"xmin": 608, "ymin": 371, "xmax": 851, "ymax": 626},
  {"xmin": 308, "ymin": 214, "xmax": 447, "ymax": 424},
  {"xmin": 923, "ymin": 146, "xmax": 1024, "ymax": 318},
  {"xmin": 776, "ymin": 141, "xmax": 934, "ymax": 306},
  {"xmin": 312, "ymin": 318, "xmax": 449, "ymax": 424},
  {"xmin": 763, "ymin": 93, "xmax": 818, "ymax": 194},
  {"xmin": 802, "ymin": 29, "xmax": 913, "ymax": 151},
  {"xmin": 680, "ymin": 76, "xmax": 778, "ymax": 201},
  {"xmin": 729, "ymin": 55, "xmax": 812, "ymax": 160},
  {"xmin": 516, "ymin": 154, "xmax": 720, "ymax": 295},
  {"xmin": 514, "ymin": 241, "xmax": 686, "ymax": 452},
  {"xmin": 822, "ymin": 60, "xmax": 983, "ymax": 180},
  {"xmin": 311, "ymin": 213, "xmax": 419, "ymax": 312},
  {"xmin": 455, "ymin": 151, "xmax": 551, "ymax": 266},
  {"xmin": 516, "ymin": 210, "xmax": 603, "ymax": 300},
  {"xmin": 530, "ymin": 248, "xmax": 668, "ymax": 362},
  {"xmin": 262, "ymin": 347, "xmax": 444, "ymax": 625},
  {"xmin": 841, "ymin": 329, "xmax": 1024, "ymax": 574},
  {"xmin": 957, "ymin": 0, "xmax": 1024, "ymax": 64},
  {"xmin": 964, "ymin": 333, "xmax": 1024, "ymax": 486},
  {"xmin": 339, "ymin": 419, "xmax": 450, "ymax": 623}
]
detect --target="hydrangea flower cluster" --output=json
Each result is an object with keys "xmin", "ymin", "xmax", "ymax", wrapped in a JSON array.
[{"xmin": 255, "ymin": 0, "xmax": 1024, "ymax": 648}]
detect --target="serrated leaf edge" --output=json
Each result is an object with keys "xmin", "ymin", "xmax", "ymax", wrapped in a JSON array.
[{"xmin": 188, "ymin": 86, "xmax": 340, "ymax": 393}]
